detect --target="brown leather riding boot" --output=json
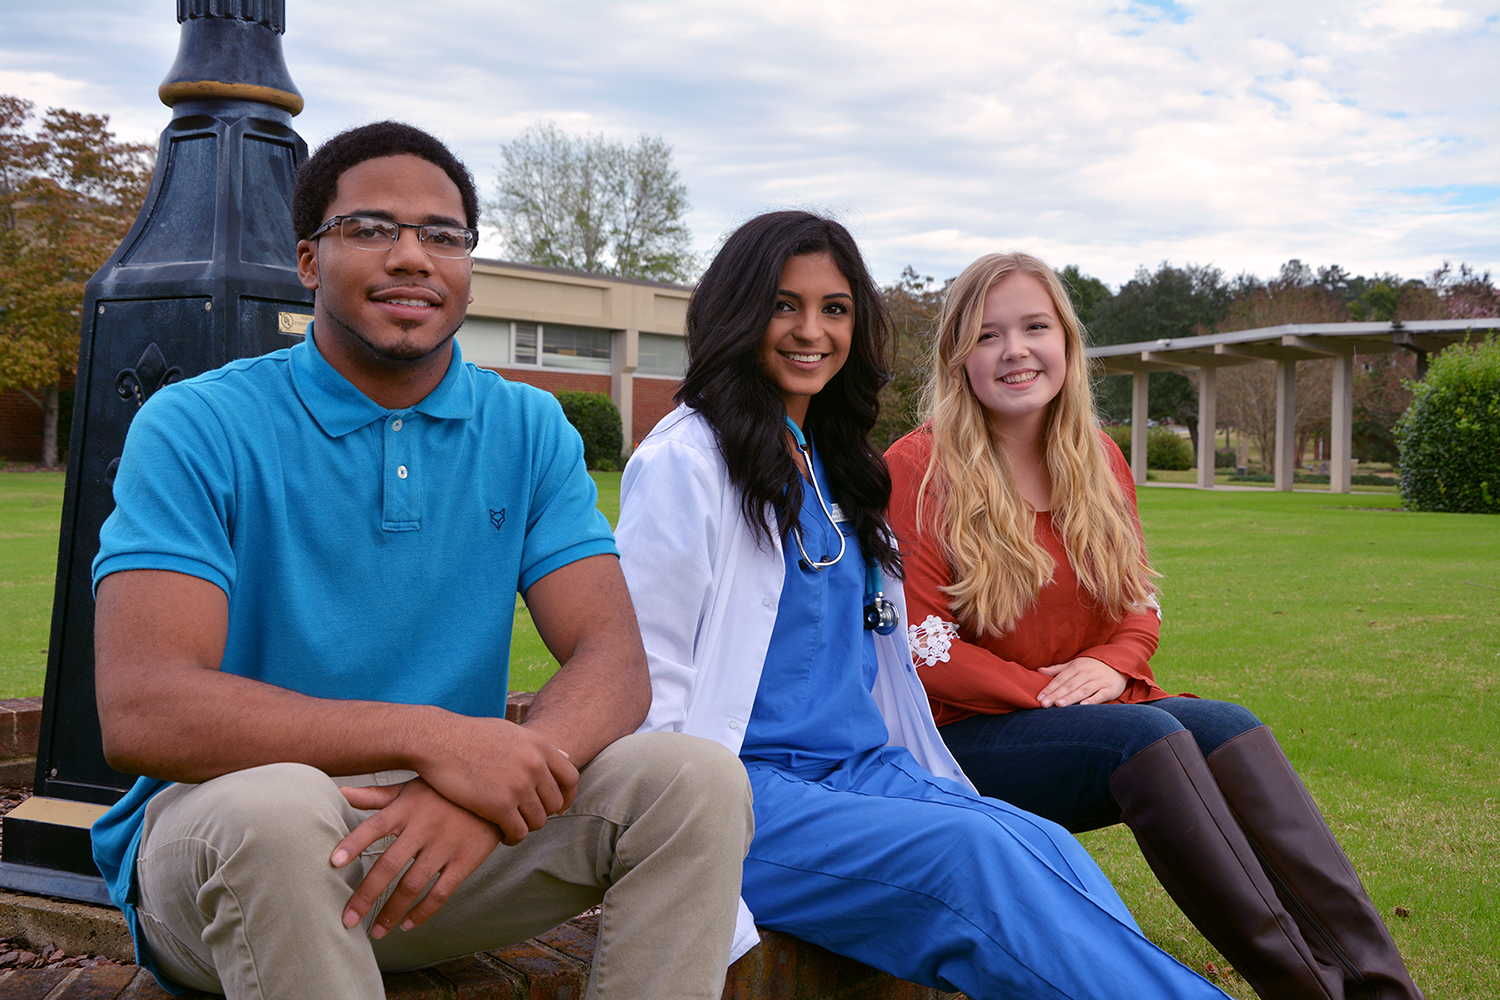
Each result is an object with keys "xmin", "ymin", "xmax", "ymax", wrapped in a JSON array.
[
  {"xmin": 1110, "ymin": 729, "xmax": 1344, "ymax": 1000},
  {"xmin": 1207, "ymin": 726, "xmax": 1423, "ymax": 1000}
]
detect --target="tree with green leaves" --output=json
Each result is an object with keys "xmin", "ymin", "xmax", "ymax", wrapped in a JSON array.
[
  {"xmin": 485, "ymin": 120, "xmax": 695, "ymax": 283},
  {"xmin": 1395, "ymin": 335, "xmax": 1500, "ymax": 513},
  {"xmin": 1089, "ymin": 262, "xmax": 1231, "ymax": 450},
  {"xmin": 1347, "ymin": 276, "xmax": 1439, "ymax": 322},
  {"xmin": 0, "ymin": 95, "xmax": 152, "ymax": 467},
  {"xmin": 555, "ymin": 390, "xmax": 624, "ymax": 471},
  {"xmin": 1057, "ymin": 264, "xmax": 1112, "ymax": 334}
]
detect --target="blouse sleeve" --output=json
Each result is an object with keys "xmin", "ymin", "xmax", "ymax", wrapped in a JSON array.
[
  {"xmin": 886, "ymin": 430, "xmax": 1172, "ymax": 720},
  {"xmin": 885, "ymin": 433, "xmax": 1051, "ymax": 719}
]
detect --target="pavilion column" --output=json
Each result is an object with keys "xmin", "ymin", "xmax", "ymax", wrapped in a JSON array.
[
  {"xmin": 1330, "ymin": 351, "xmax": 1354, "ymax": 494},
  {"xmin": 1131, "ymin": 371, "xmax": 1149, "ymax": 486},
  {"xmin": 1196, "ymin": 365, "xmax": 1217, "ymax": 489},
  {"xmin": 1274, "ymin": 359, "xmax": 1297, "ymax": 491}
]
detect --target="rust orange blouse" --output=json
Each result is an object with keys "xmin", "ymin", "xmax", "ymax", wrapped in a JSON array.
[{"xmin": 885, "ymin": 425, "xmax": 1176, "ymax": 727}]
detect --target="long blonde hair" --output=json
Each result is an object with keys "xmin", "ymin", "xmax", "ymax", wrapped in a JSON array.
[{"xmin": 917, "ymin": 252, "xmax": 1156, "ymax": 636}]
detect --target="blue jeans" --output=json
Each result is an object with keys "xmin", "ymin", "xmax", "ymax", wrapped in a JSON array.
[{"xmin": 940, "ymin": 697, "xmax": 1262, "ymax": 833}]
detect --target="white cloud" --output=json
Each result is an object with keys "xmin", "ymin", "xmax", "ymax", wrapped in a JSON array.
[{"xmin": 1, "ymin": 0, "xmax": 1494, "ymax": 288}]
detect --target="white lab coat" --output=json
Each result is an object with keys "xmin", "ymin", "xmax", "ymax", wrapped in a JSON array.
[{"xmin": 615, "ymin": 404, "xmax": 974, "ymax": 962}]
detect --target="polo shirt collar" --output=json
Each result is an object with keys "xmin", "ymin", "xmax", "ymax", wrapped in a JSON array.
[{"xmin": 292, "ymin": 323, "xmax": 477, "ymax": 437}]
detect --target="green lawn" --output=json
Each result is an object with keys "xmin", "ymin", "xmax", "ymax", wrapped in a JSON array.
[
  {"xmin": 1079, "ymin": 486, "xmax": 1499, "ymax": 998},
  {"xmin": 0, "ymin": 470, "xmax": 620, "ymax": 699},
  {"xmin": 507, "ymin": 471, "xmax": 621, "ymax": 692},
  {"xmin": 2, "ymin": 470, "xmax": 1495, "ymax": 996},
  {"xmin": 0, "ymin": 471, "xmax": 65, "ymax": 696}
]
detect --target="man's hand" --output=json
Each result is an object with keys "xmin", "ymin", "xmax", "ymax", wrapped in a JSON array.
[
  {"xmin": 331, "ymin": 778, "xmax": 501, "ymax": 939},
  {"xmin": 410, "ymin": 715, "xmax": 578, "ymax": 844},
  {"xmin": 1036, "ymin": 656, "xmax": 1128, "ymax": 708}
]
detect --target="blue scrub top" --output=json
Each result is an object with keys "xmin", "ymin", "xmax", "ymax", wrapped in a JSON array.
[{"xmin": 740, "ymin": 437, "xmax": 890, "ymax": 772}]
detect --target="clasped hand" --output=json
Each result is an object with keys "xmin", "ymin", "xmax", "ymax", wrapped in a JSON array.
[
  {"xmin": 1036, "ymin": 655, "xmax": 1128, "ymax": 708},
  {"xmin": 330, "ymin": 719, "xmax": 578, "ymax": 939}
]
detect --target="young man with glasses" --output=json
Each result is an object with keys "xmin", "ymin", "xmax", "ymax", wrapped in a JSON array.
[{"xmin": 90, "ymin": 121, "xmax": 753, "ymax": 1000}]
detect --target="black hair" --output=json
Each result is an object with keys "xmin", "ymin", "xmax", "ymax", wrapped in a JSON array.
[
  {"xmin": 678, "ymin": 210, "xmax": 900, "ymax": 576},
  {"xmin": 291, "ymin": 121, "xmax": 480, "ymax": 239}
]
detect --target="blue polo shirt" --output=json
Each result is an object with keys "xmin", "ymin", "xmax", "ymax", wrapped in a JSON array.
[{"xmin": 90, "ymin": 329, "xmax": 615, "ymax": 975}]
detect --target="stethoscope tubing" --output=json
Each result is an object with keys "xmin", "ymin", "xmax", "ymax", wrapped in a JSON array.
[{"xmin": 782, "ymin": 415, "xmax": 898, "ymax": 634}]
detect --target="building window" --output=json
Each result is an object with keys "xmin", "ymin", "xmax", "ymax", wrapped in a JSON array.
[
  {"xmin": 638, "ymin": 332, "xmax": 686, "ymax": 378},
  {"xmin": 541, "ymin": 324, "xmax": 611, "ymax": 372},
  {"xmin": 460, "ymin": 320, "xmax": 614, "ymax": 372},
  {"xmin": 455, "ymin": 317, "xmax": 511, "ymax": 369},
  {"xmin": 514, "ymin": 323, "xmax": 539, "ymax": 365}
]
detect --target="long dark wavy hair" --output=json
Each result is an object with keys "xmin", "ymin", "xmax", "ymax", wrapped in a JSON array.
[{"xmin": 677, "ymin": 210, "xmax": 900, "ymax": 576}]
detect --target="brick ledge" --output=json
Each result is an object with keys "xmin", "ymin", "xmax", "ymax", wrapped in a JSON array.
[{"xmin": 2, "ymin": 693, "xmax": 956, "ymax": 997}]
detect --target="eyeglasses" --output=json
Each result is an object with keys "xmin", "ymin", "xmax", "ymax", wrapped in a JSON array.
[{"xmin": 308, "ymin": 215, "xmax": 478, "ymax": 259}]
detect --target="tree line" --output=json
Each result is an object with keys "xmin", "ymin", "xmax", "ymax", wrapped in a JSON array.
[
  {"xmin": 870, "ymin": 258, "xmax": 1499, "ymax": 467},
  {"xmin": 1070, "ymin": 258, "xmax": 1496, "ymax": 470}
]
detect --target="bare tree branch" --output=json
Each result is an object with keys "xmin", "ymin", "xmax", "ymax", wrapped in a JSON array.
[{"xmin": 484, "ymin": 121, "xmax": 695, "ymax": 283}]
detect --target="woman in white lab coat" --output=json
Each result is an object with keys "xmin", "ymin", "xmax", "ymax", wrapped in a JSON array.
[{"xmin": 614, "ymin": 210, "xmax": 1231, "ymax": 1000}]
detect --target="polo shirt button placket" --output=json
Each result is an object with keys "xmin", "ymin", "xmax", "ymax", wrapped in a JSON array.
[{"xmin": 383, "ymin": 412, "xmax": 420, "ymax": 530}]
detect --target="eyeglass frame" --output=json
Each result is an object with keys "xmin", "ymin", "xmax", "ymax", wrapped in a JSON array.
[{"xmin": 307, "ymin": 214, "xmax": 479, "ymax": 259}]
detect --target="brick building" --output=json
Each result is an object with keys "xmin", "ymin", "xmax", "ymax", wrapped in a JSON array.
[{"xmin": 461, "ymin": 258, "xmax": 689, "ymax": 451}]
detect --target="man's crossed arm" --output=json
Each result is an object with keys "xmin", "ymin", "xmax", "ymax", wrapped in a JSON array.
[{"xmin": 94, "ymin": 553, "xmax": 650, "ymax": 939}]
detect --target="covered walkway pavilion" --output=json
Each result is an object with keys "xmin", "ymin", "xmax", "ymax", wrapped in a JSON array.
[{"xmin": 1086, "ymin": 318, "xmax": 1500, "ymax": 492}]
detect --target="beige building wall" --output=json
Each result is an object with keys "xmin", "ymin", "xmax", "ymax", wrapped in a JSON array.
[{"xmin": 459, "ymin": 259, "xmax": 690, "ymax": 451}]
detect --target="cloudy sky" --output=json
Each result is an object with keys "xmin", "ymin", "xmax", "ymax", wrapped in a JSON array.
[{"xmin": 4, "ymin": 0, "xmax": 1497, "ymax": 288}]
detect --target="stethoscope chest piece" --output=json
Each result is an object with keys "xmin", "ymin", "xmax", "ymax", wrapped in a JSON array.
[{"xmin": 864, "ymin": 592, "xmax": 899, "ymax": 634}]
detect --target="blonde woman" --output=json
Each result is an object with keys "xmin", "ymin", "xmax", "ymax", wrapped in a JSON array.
[{"xmin": 885, "ymin": 252, "xmax": 1420, "ymax": 1000}]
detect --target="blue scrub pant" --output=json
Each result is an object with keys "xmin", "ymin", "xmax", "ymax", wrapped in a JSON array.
[
  {"xmin": 740, "ymin": 746, "xmax": 1229, "ymax": 1000},
  {"xmin": 940, "ymin": 697, "xmax": 1262, "ymax": 833}
]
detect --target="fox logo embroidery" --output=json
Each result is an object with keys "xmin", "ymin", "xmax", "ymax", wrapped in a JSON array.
[{"xmin": 489, "ymin": 508, "xmax": 506, "ymax": 530}]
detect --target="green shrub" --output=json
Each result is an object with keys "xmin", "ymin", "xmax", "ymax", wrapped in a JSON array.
[
  {"xmin": 556, "ymin": 391, "xmax": 624, "ymax": 471},
  {"xmin": 1149, "ymin": 429, "xmax": 1194, "ymax": 470},
  {"xmin": 1394, "ymin": 335, "xmax": 1500, "ymax": 513},
  {"xmin": 1102, "ymin": 424, "xmax": 1195, "ymax": 470},
  {"xmin": 1214, "ymin": 449, "xmax": 1236, "ymax": 469}
]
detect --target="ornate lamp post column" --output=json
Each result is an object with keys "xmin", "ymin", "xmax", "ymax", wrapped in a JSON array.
[{"xmin": 0, "ymin": 0, "xmax": 312, "ymax": 903}]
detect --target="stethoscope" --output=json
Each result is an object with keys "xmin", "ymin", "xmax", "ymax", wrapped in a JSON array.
[{"xmin": 783, "ymin": 415, "xmax": 900, "ymax": 635}]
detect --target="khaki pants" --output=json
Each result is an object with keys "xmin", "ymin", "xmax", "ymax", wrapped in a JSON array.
[{"xmin": 134, "ymin": 732, "xmax": 752, "ymax": 1000}]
